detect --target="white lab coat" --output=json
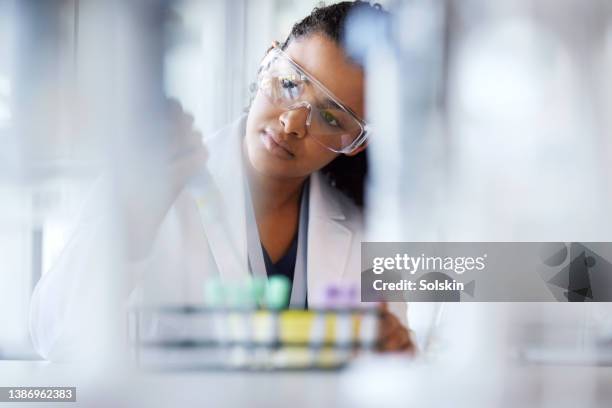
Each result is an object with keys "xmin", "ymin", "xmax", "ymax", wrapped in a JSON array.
[{"xmin": 29, "ymin": 116, "xmax": 408, "ymax": 360}]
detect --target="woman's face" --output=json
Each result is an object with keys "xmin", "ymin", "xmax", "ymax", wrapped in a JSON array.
[{"xmin": 244, "ymin": 33, "xmax": 365, "ymax": 180}]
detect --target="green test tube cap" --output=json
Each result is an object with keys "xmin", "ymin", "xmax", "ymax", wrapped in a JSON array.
[
  {"xmin": 226, "ymin": 282, "xmax": 248, "ymax": 308},
  {"xmin": 265, "ymin": 275, "xmax": 291, "ymax": 310},
  {"xmin": 250, "ymin": 277, "xmax": 267, "ymax": 306},
  {"xmin": 204, "ymin": 278, "xmax": 225, "ymax": 308},
  {"xmin": 241, "ymin": 278, "xmax": 264, "ymax": 308}
]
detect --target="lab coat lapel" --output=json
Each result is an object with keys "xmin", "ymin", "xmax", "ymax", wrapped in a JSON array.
[
  {"xmin": 307, "ymin": 173, "xmax": 352, "ymax": 303},
  {"xmin": 198, "ymin": 117, "xmax": 249, "ymax": 282}
]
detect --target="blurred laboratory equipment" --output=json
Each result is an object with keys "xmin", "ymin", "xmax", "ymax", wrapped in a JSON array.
[
  {"xmin": 130, "ymin": 278, "xmax": 380, "ymax": 371},
  {"xmin": 4, "ymin": 0, "xmax": 191, "ymax": 369},
  {"xmin": 346, "ymin": 0, "xmax": 612, "ymax": 406},
  {"xmin": 1, "ymin": 0, "xmax": 85, "ymax": 360}
]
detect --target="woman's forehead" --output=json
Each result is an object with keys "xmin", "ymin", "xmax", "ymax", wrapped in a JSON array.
[{"xmin": 284, "ymin": 34, "xmax": 365, "ymax": 117}]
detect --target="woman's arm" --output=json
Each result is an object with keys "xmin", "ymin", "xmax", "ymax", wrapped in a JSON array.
[{"xmin": 29, "ymin": 101, "xmax": 206, "ymax": 360}]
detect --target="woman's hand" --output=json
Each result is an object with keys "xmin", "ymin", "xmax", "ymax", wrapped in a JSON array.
[
  {"xmin": 163, "ymin": 98, "xmax": 208, "ymax": 170},
  {"xmin": 121, "ymin": 98, "xmax": 207, "ymax": 259},
  {"xmin": 377, "ymin": 302, "xmax": 416, "ymax": 354}
]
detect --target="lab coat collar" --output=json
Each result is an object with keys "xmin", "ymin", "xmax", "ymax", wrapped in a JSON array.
[
  {"xmin": 306, "ymin": 172, "xmax": 353, "ymax": 303},
  {"xmin": 200, "ymin": 116, "xmax": 249, "ymax": 282},
  {"xmin": 201, "ymin": 116, "xmax": 353, "ymax": 300}
]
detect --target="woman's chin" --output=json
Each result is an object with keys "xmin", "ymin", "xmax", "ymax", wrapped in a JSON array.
[{"xmin": 244, "ymin": 149, "xmax": 293, "ymax": 179}]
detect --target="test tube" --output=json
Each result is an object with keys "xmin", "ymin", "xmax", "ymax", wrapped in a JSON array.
[
  {"xmin": 225, "ymin": 279, "xmax": 259, "ymax": 369},
  {"xmin": 357, "ymin": 304, "xmax": 380, "ymax": 353},
  {"xmin": 308, "ymin": 292, "xmax": 328, "ymax": 367},
  {"xmin": 203, "ymin": 278, "xmax": 228, "ymax": 368},
  {"xmin": 344, "ymin": 284, "xmax": 378, "ymax": 352},
  {"xmin": 246, "ymin": 277, "xmax": 267, "ymax": 369},
  {"xmin": 326, "ymin": 284, "xmax": 353, "ymax": 364},
  {"xmin": 264, "ymin": 276, "xmax": 290, "ymax": 369}
]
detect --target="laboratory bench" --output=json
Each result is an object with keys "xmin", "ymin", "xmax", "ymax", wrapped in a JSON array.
[{"xmin": 2, "ymin": 358, "xmax": 612, "ymax": 407}]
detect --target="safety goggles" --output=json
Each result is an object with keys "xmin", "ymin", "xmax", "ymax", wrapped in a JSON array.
[{"xmin": 257, "ymin": 46, "xmax": 369, "ymax": 154}]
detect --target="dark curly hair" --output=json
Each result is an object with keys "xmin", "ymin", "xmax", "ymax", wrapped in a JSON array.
[{"xmin": 280, "ymin": 1, "xmax": 387, "ymax": 208}]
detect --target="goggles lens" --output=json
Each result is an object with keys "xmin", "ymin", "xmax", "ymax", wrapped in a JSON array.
[{"xmin": 257, "ymin": 48, "xmax": 366, "ymax": 153}]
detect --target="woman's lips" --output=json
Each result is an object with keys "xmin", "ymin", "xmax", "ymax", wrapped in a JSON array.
[{"xmin": 260, "ymin": 130, "xmax": 294, "ymax": 159}]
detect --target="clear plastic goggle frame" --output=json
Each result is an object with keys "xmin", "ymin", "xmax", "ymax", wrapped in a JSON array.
[{"xmin": 257, "ymin": 46, "xmax": 370, "ymax": 154}]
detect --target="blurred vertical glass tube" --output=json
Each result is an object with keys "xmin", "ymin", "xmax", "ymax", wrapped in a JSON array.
[
  {"xmin": 7, "ymin": 0, "xmax": 74, "ymax": 358},
  {"xmin": 73, "ymin": 0, "xmax": 170, "ymax": 370},
  {"xmin": 364, "ymin": 46, "xmax": 404, "ymax": 242},
  {"xmin": 0, "ymin": 0, "xmax": 21, "ymax": 357},
  {"xmin": 346, "ymin": 0, "xmax": 446, "ymax": 242},
  {"xmin": 12, "ymin": 0, "xmax": 66, "ymax": 168},
  {"xmin": 64, "ymin": 0, "xmax": 122, "ymax": 369},
  {"xmin": 348, "ymin": 1, "xmax": 507, "ymax": 406}
]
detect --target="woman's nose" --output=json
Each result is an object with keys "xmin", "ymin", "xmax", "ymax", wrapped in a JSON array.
[{"xmin": 279, "ymin": 105, "xmax": 310, "ymax": 139}]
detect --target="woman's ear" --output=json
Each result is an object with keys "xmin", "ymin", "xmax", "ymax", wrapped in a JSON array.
[{"xmin": 344, "ymin": 143, "xmax": 367, "ymax": 157}]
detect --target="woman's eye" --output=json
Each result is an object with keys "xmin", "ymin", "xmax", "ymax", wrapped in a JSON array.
[
  {"xmin": 280, "ymin": 78, "xmax": 297, "ymax": 89},
  {"xmin": 279, "ymin": 77, "xmax": 301, "ymax": 99},
  {"xmin": 320, "ymin": 110, "xmax": 340, "ymax": 128}
]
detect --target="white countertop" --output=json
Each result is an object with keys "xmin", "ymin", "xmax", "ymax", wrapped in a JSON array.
[{"xmin": 2, "ymin": 358, "xmax": 612, "ymax": 408}]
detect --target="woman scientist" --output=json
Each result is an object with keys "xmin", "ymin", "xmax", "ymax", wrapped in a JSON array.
[{"xmin": 29, "ymin": 1, "xmax": 415, "ymax": 360}]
